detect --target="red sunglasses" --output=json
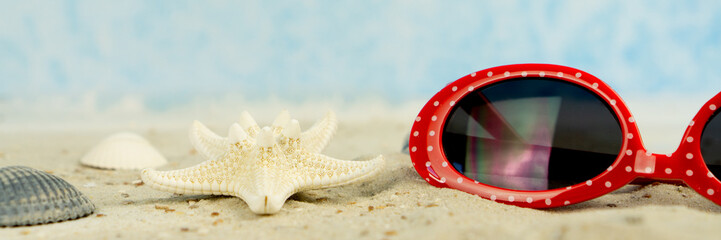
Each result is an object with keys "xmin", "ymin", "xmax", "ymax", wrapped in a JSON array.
[{"xmin": 409, "ymin": 63, "xmax": 721, "ymax": 208}]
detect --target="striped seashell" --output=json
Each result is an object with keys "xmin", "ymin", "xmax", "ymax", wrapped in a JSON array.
[
  {"xmin": 0, "ymin": 166, "xmax": 95, "ymax": 226},
  {"xmin": 81, "ymin": 132, "xmax": 167, "ymax": 170}
]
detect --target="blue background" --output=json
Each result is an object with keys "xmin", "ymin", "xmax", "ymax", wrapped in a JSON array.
[{"xmin": 2, "ymin": 0, "xmax": 721, "ymax": 111}]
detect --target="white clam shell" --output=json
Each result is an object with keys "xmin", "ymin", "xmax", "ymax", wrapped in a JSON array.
[{"xmin": 81, "ymin": 132, "xmax": 167, "ymax": 170}]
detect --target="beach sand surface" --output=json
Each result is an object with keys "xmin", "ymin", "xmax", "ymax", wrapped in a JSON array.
[{"xmin": 1, "ymin": 102, "xmax": 721, "ymax": 240}]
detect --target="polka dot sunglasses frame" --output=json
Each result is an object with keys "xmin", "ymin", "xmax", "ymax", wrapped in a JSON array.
[{"xmin": 409, "ymin": 63, "xmax": 721, "ymax": 208}]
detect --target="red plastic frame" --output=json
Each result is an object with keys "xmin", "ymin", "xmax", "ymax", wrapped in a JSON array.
[{"xmin": 409, "ymin": 63, "xmax": 721, "ymax": 208}]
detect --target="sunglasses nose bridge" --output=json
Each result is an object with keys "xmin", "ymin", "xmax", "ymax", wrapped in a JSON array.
[{"xmin": 632, "ymin": 151, "xmax": 682, "ymax": 180}]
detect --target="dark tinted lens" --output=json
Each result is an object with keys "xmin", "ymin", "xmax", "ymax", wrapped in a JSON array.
[
  {"xmin": 442, "ymin": 78, "xmax": 623, "ymax": 191},
  {"xmin": 701, "ymin": 110, "xmax": 721, "ymax": 177}
]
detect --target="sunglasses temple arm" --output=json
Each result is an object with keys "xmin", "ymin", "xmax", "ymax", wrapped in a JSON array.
[{"xmin": 401, "ymin": 133, "xmax": 410, "ymax": 153}]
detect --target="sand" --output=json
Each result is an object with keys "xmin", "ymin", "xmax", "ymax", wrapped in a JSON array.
[{"xmin": 2, "ymin": 101, "xmax": 721, "ymax": 240}]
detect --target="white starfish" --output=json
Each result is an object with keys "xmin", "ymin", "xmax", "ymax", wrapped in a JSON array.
[{"xmin": 141, "ymin": 111, "xmax": 384, "ymax": 214}]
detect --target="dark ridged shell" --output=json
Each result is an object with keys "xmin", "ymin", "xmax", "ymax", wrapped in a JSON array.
[{"xmin": 0, "ymin": 166, "xmax": 95, "ymax": 227}]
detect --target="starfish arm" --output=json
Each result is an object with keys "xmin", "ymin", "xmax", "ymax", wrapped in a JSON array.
[
  {"xmin": 140, "ymin": 158, "xmax": 237, "ymax": 196},
  {"xmin": 189, "ymin": 121, "xmax": 227, "ymax": 160},
  {"xmin": 239, "ymin": 111, "xmax": 261, "ymax": 136},
  {"xmin": 272, "ymin": 110, "xmax": 291, "ymax": 134},
  {"xmin": 300, "ymin": 111, "xmax": 338, "ymax": 153},
  {"xmin": 293, "ymin": 153, "xmax": 384, "ymax": 192}
]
